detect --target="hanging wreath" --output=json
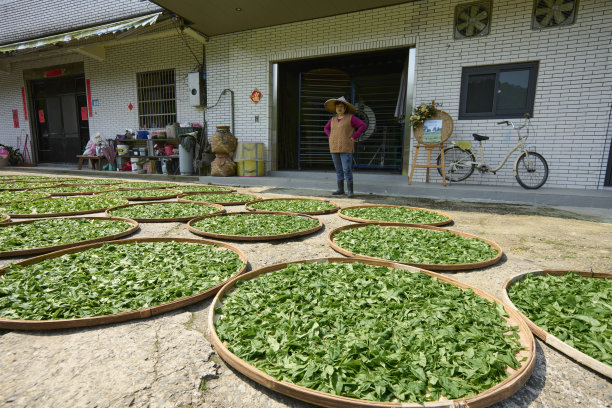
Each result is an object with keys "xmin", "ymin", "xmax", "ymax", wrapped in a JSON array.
[{"xmin": 409, "ymin": 101, "xmax": 442, "ymax": 130}]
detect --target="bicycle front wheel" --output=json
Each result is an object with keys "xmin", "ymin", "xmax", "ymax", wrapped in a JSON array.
[
  {"xmin": 437, "ymin": 146, "xmax": 475, "ymax": 182},
  {"xmin": 515, "ymin": 152, "xmax": 548, "ymax": 189}
]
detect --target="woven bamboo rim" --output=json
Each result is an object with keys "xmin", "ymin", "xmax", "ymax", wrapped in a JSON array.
[
  {"xmin": 178, "ymin": 192, "xmax": 262, "ymax": 206},
  {"xmin": 338, "ymin": 204, "xmax": 452, "ymax": 226},
  {"xmin": 188, "ymin": 211, "xmax": 322, "ymax": 241},
  {"xmin": 209, "ymin": 257, "xmax": 535, "ymax": 408},
  {"xmin": 246, "ymin": 198, "xmax": 340, "ymax": 215},
  {"xmin": 0, "ymin": 192, "xmax": 51, "ymax": 205},
  {"xmin": 413, "ymin": 109, "xmax": 453, "ymax": 146},
  {"xmin": 26, "ymin": 185, "xmax": 119, "ymax": 196},
  {"xmin": 3, "ymin": 197, "xmax": 129, "ymax": 218},
  {"xmin": 0, "ymin": 237, "xmax": 247, "ymax": 331},
  {"xmin": 105, "ymin": 201, "xmax": 226, "ymax": 223},
  {"xmin": 118, "ymin": 184, "xmax": 178, "ymax": 190},
  {"xmin": 328, "ymin": 223, "xmax": 502, "ymax": 271},
  {"xmin": 0, "ymin": 216, "xmax": 139, "ymax": 258},
  {"xmin": 175, "ymin": 185, "xmax": 236, "ymax": 193},
  {"xmin": 0, "ymin": 182, "xmax": 61, "ymax": 191},
  {"xmin": 502, "ymin": 270, "xmax": 612, "ymax": 379},
  {"xmin": 95, "ymin": 189, "xmax": 183, "ymax": 201},
  {"xmin": 0, "ymin": 214, "xmax": 10, "ymax": 224}
]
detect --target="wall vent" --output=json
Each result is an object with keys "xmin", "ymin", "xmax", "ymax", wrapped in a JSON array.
[
  {"xmin": 454, "ymin": 1, "xmax": 491, "ymax": 39},
  {"xmin": 532, "ymin": 0, "xmax": 577, "ymax": 29}
]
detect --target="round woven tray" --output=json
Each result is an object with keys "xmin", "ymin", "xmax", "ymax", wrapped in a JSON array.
[
  {"xmin": 338, "ymin": 204, "xmax": 452, "ymax": 226},
  {"xmin": 0, "ymin": 192, "xmax": 51, "ymax": 204},
  {"xmin": 179, "ymin": 192, "xmax": 262, "ymax": 206},
  {"xmin": 118, "ymin": 184, "xmax": 178, "ymax": 190},
  {"xmin": 175, "ymin": 185, "xmax": 236, "ymax": 194},
  {"xmin": 502, "ymin": 270, "xmax": 612, "ymax": 379},
  {"xmin": 0, "ymin": 237, "xmax": 248, "ymax": 330},
  {"xmin": 26, "ymin": 186, "xmax": 119, "ymax": 196},
  {"xmin": 209, "ymin": 257, "xmax": 535, "ymax": 408},
  {"xmin": 328, "ymin": 223, "xmax": 503, "ymax": 271},
  {"xmin": 413, "ymin": 109, "xmax": 453, "ymax": 146},
  {"xmin": 105, "ymin": 201, "xmax": 226, "ymax": 223},
  {"xmin": 188, "ymin": 211, "xmax": 322, "ymax": 241},
  {"xmin": 246, "ymin": 198, "xmax": 340, "ymax": 215},
  {"xmin": 95, "ymin": 189, "xmax": 183, "ymax": 201},
  {"xmin": 3, "ymin": 198, "xmax": 129, "ymax": 218},
  {"xmin": 0, "ymin": 216, "xmax": 140, "ymax": 258},
  {"xmin": 0, "ymin": 182, "xmax": 61, "ymax": 191}
]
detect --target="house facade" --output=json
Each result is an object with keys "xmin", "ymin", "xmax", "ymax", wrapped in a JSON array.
[{"xmin": 1, "ymin": 0, "xmax": 611, "ymax": 189}]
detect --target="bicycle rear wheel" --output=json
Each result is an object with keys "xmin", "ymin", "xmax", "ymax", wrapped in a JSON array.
[
  {"xmin": 515, "ymin": 152, "xmax": 548, "ymax": 189},
  {"xmin": 437, "ymin": 146, "xmax": 475, "ymax": 182}
]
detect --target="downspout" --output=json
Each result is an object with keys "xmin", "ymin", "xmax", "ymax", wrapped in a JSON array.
[{"xmin": 222, "ymin": 89, "xmax": 235, "ymax": 133}]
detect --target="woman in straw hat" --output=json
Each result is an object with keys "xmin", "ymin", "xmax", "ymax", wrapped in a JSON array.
[{"xmin": 323, "ymin": 96, "xmax": 366, "ymax": 197}]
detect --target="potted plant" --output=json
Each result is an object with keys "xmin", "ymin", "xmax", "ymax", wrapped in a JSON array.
[{"xmin": 0, "ymin": 144, "xmax": 24, "ymax": 166}]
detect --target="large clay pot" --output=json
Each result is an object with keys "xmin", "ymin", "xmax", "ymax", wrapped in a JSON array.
[{"xmin": 210, "ymin": 126, "xmax": 237, "ymax": 155}]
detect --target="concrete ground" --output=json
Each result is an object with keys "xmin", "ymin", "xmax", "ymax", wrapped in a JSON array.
[{"xmin": 0, "ymin": 170, "xmax": 610, "ymax": 408}]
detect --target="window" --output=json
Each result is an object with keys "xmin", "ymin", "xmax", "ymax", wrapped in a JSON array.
[
  {"xmin": 137, "ymin": 69, "xmax": 176, "ymax": 128},
  {"xmin": 458, "ymin": 62, "xmax": 538, "ymax": 120}
]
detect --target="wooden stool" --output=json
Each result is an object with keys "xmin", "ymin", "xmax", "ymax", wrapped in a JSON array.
[
  {"xmin": 408, "ymin": 143, "xmax": 446, "ymax": 186},
  {"xmin": 76, "ymin": 155, "xmax": 104, "ymax": 170},
  {"xmin": 408, "ymin": 108, "xmax": 454, "ymax": 186}
]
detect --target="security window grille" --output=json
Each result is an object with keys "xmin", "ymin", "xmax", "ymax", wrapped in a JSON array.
[
  {"xmin": 458, "ymin": 62, "xmax": 539, "ymax": 120},
  {"xmin": 137, "ymin": 69, "xmax": 176, "ymax": 128}
]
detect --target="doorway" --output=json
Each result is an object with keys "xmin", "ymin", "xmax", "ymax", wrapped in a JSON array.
[
  {"xmin": 30, "ymin": 75, "xmax": 89, "ymax": 163},
  {"xmin": 277, "ymin": 48, "xmax": 408, "ymax": 171}
]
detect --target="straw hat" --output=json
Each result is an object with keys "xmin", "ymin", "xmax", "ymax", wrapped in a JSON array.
[{"xmin": 324, "ymin": 96, "xmax": 356, "ymax": 114}]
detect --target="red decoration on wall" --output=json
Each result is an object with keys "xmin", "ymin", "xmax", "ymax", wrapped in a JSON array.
[
  {"xmin": 81, "ymin": 107, "xmax": 88, "ymax": 121},
  {"xmin": 128, "ymin": 103, "xmax": 133, "ymax": 111},
  {"xmin": 38, "ymin": 109, "xmax": 45, "ymax": 123},
  {"xmin": 44, "ymin": 69, "xmax": 64, "ymax": 78},
  {"xmin": 250, "ymin": 89, "xmax": 262, "ymax": 104},
  {"xmin": 86, "ymin": 79, "xmax": 93, "ymax": 117},
  {"xmin": 21, "ymin": 87, "xmax": 28, "ymax": 121},
  {"xmin": 12, "ymin": 109, "xmax": 19, "ymax": 128}
]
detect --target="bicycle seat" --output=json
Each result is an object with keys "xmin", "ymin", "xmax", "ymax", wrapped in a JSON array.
[{"xmin": 472, "ymin": 133, "xmax": 489, "ymax": 141}]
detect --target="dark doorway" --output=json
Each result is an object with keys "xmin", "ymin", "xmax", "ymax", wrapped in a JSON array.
[
  {"xmin": 605, "ymin": 140, "xmax": 612, "ymax": 187},
  {"xmin": 277, "ymin": 48, "xmax": 408, "ymax": 171},
  {"xmin": 30, "ymin": 75, "xmax": 89, "ymax": 163}
]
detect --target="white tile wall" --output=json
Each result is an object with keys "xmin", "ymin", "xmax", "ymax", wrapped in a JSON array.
[
  {"xmin": 204, "ymin": 0, "xmax": 612, "ymax": 189},
  {"xmin": 0, "ymin": 0, "xmax": 610, "ymax": 189}
]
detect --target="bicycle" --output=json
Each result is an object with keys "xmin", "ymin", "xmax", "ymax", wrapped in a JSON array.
[{"xmin": 436, "ymin": 114, "xmax": 549, "ymax": 189}]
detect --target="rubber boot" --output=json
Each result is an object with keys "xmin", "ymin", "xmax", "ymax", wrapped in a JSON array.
[
  {"xmin": 332, "ymin": 180, "xmax": 344, "ymax": 195},
  {"xmin": 347, "ymin": 182, "xmax": 354, "ymax": 198}
]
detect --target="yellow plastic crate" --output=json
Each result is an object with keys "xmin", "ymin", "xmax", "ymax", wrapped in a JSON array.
[{"xmin": 236, "ymin": 160, "xmax": 265, "ymax": 177}]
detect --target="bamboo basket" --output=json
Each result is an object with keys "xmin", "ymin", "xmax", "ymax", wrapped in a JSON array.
[
  {"xmin": 0, "ymin": 237, "xmax": 248, "ymax": 330},
  {"xmin": 188, "ymin": 211, "xmax": 322, "ymax": 241},
  {"xmin": 338, "ymin": 204, "xmax": 452, "ymax": 226},
  {"xmin": 328, "ymin": 223, "xmax": 502, "ymax": 271},
  {"xmin": 94, "ymin": 189, "xmax": 183, "ymax": 201},
  {"xmin": 2, "ymin": 197, "xmax": 129, "ymax": 218},
  {"xmin": 179, "ymin": 192, "xmax": 262, "ymax": 206},
  {"xmin": 0, "ymin": 216, "xmax": 139, "ymax": 258},
  {"xmin": 209, "ymin": 257, "xmax": 536, "ymax": 408},
  {"xmin": 246, "ymin": 198, "xmax": 340, "ymax": 215},
  {"xmin": 502, "ymin": 270, "xmax": 612, "ymax": 379},
  {"xmin": 105, "ymin": 201, "xmax": 225, "ymax": 223}
]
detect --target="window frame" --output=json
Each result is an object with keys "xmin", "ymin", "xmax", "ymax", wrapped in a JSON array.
[
  {"xmin": 136, "ymin": 68, "xmax": 177, "ymax": 129},
  {"xmin": 458, "ymin": 61, "xmax": 539, "ymax": 120}
]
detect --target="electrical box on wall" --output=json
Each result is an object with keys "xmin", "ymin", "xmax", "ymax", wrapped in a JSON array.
[{"xmin": 188, "ymin": 71, "xmax": 206, "ymax": 107}]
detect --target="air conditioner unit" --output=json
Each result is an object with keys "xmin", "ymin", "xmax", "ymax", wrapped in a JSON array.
[{"xmin": 188, "ymin": 71, "xmax": 206, "ymax": 107}]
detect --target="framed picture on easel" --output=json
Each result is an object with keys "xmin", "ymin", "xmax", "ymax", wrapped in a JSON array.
[{"xmin": 422, "ymin": 120, "xmax": 443, "ymax": 144}]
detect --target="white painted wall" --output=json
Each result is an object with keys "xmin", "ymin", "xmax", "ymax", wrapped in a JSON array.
[{"xmin": 204, "ymin": 0, "xmax": 612, "ymax": 189}]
